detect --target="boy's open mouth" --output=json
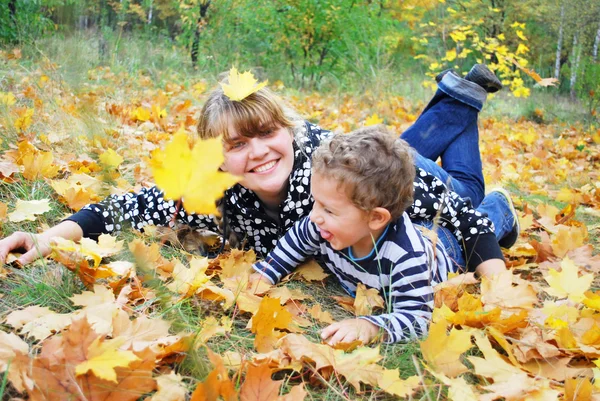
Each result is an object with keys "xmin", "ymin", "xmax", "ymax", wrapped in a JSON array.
[
  {"xmin": 319, "ymin": 228, "xmax": 333, "ymax": 241},
  {"xmin": 250, "ymin": 159, "xmax": 278, "ymax": 173}
]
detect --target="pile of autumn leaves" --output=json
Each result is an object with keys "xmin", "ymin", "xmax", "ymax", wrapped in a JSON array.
[{"xmin": 2, "ymin": 50, "xmax": 600, "ymax": 399}]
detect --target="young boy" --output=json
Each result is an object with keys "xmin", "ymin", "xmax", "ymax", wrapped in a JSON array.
[{"xmin": 252, "ymin": 128, "xmax": 461, "ymax": 345}]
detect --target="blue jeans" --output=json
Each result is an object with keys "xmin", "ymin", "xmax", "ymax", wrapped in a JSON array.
[
  {"xmin": 402, "ymin": 74, "xmax": 487, "ymax": 207},
  {"xmin": 415, "ymin": 191, "xmax": 515, "ymax": 271}
]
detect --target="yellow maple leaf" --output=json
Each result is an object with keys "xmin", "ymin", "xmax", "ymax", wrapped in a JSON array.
[
  {"xmin": 21, "ymin": 150, "xmax": 59, "ymax": 180},
  {"xmin": 420, "ymin": 318, "xmax": 473, "ymax": 377},
  {"xmin": 14, "ymin": 108, "xmax": 34, "ymax": 132},
  {"xmin": 6, "ymin": 305, "xmax": 72, "ymax": 341},
  {"xmin": 166, "ymin": 257, "xmax": 212, "ymax": 297},
  {"xmin": 377, "ymin": 370, "xmax": 420, "ymax": 398},
  {"xmin": 99, "ymin": 148, "xmax": 123, "ymax": 169},
  {"xmin": 444, "ymin": 49, "xmax": 457, "ymax": 62},
  {"xmin": 132, "ymin": 106, "xmax": 150, "ymax": 122},
  {"xmin": 220, "ymin": 66, "xmax": 268, "ymax": 102},
  {"xmin": 544, "ymin": 257, "xmax": 593, "ymax": 302},
  {"xmin": 75, "ymin": 337, "xmax": 140, "ymax": 382},
  {"xmin": 354, "ymin": 283, "xmax": 385, "ymax": 316},
  {"xmin": 150, "ymin": 131, "xmax": 239, "ymax": 215},
  {"xmin": 8, "ymin": 199, "xmax": 51, "ymax": 222},
  {"xmin": 364, "ymin": 113, "xmax": 383, "ymax": 126},
  {"xmin": 0, "ymin": 92, "xmax": 16, "ymax": 106},
  {"xmin": 251, "ymin": 296, "xmax": 293, "ymax": 352}
]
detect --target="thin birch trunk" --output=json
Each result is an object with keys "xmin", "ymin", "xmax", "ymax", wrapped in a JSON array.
[
  {"xmin": 147, "ymin": 0, "xmax": 153, "ymax": 25},
  {"xmin": 570, "ymin": 33, "xmax": 581, "ymax": 99},
  {"xmin": 593, "ymin": 23, "xmax": 600, "ymax": 61},
  {"xmin": 555, "ymin": 4, "xmax": 565, "ymax": 79}
]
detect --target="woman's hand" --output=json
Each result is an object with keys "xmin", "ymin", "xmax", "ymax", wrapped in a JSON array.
[
  {"xmin": 0, "ymin": 231, "xmax": 52, "ymax": 266},
  {"xmin": 321, "ymin": 318, "xmax": 380, "ymax": 346},
  {"xmin": 0, "ymin": 221, "xmax": 83, "ymax": 266}
]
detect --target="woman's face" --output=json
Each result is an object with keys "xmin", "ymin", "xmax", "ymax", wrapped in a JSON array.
[{"xmin": 221, "ymin": 125, "xmax": 295, "ymax": 205}]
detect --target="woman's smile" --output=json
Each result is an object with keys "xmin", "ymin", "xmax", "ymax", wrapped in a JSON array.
[{"xmin": 250, "ymin": 159, "xmax": 279, "ymax": 173}]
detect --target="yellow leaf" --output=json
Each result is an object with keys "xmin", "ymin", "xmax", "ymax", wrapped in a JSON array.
[
  {"xmin": 14, "ymin": 108, "xmax": 34, "ymax": 132},
  {"xmin": 21, "ymin": 150, "xmax": 59, "ymax": 180},
  {"xmin": 377, "ymin": 370, "xmax": 420, "ymax": 398},
  {"xmin": 516, "ymin": 30, "xmax": 527, "ymax": 41},
  {"xmin": 166, "ymin": 257, "xmax": 212, "ymax": 297},
  {"xmin": 150, "ymin": 131, "xmax": 239, "ymax": 214},
  {"xmin": 544, "ymin": 258, "xmax": 593, "ymax": 302},
  {"xmin": 8, "ymin": 199, "xmax": 51, "ymax": 222},
  {"xmin": 99, "ymin": 148, "xmax": 123, "ymax": 169},
  {"xmin": 364, "ymin": 113, "xmax": 383, "ymax": 126},
  {"xmin": 293, "ymin": 260, "xmax": 329, "ymax": 281},
  {"xmin": 354, "ymin": 283, "xmax": 384, "ymax": 315},
  {"xmin": 75, "ymin": 337, "xmax": 140, "ymax": 382},
  {"xmin": 132, "ymin": 106, "xmax": 150, "ymax": 122},
  {"xmin": 551, "ymin": 225, "xmax": 587, "ymax": 258},
  {"xmin": 6, "ymin": 305, "xmax": 72, "ymax": 341},
  {"xmin": 449, "ymin": 31, "xmax": 466, "ymax": 42},
  {"xmin": 420, "ymin": 319, "xmax": 472, "ymax": 377},
  {"xmin": 220, "ymin": 66, "xmax": 268, "ymax": 102},
  {"xmin": 444, "ymin": 49, "xmax": 457, "ymax": 62},
  {"xmin": 512, "ymin": 86, "xmax": 530, "ymax": 98},
  {"xmin": 0, "ymin": 92, "xmax": 16, "ymax": 106}
]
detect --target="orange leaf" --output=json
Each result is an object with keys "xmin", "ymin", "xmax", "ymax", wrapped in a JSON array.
[
  {"xmin": 250, "ymin": 297, "xmax": 293, "ymax": 353},
  {"xmin": 239, "ymin": 362, "xmax": 282, "ymax": 401},
  {"xmin": 190, "ymin": 349, "xmax": 237, "ymax": 401}
]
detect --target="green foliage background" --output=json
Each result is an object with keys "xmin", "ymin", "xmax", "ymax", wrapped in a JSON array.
[{"xmin": 1, "ymin": 0, "xmax": 599, "ymax": 108}]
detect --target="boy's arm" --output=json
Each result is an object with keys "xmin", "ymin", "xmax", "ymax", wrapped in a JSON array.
[
  {"xmin": 358, "ymin": 251, "xmax": 435, "ymax": 344},
  {"xmin": 409, "ymin": 169, "xmax": 504, "ymax": 272},
  {"xmin": 252, "ymin": 216, "xmax": 322, "ymax": 284}
]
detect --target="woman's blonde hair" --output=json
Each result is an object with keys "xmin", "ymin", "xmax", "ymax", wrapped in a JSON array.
[
  {"xmin": 312, "ymin": 125, "xmax": 415, "ymax": 220},
  {"xmin": 197, "ymin": 86, "xmax": 300, "ymax": 143}
]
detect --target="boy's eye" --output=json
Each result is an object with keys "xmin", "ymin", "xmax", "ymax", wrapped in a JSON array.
[
  {"xmin": 324, "ymin": 208, "xmax": 333, "ymax": 215},
  {"xmin": 229, "ymin": 141, "xmax": 245, "ymax": 150}
]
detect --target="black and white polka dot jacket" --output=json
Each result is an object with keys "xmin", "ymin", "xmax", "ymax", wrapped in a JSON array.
[{"xmin": 67, "ymin": 121, "xmax": 502, "ymax": 271}]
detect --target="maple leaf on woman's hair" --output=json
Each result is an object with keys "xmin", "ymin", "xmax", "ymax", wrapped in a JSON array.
[
  {"xmin": 150, "ymin": 130, "xmax": 239, "ymax": 215},
  {"xmin": 220, "ymin": 66, "xmax": 268, "ymax": 101}
]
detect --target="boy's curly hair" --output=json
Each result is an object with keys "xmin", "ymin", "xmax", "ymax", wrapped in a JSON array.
[{"xmin": 312, "ymin": 125, "xmax": 415, "ymax": 220}]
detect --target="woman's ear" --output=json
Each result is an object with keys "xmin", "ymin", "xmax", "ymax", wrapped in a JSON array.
[{"xmin": 368, "ymin": 207, "xmax": 391, "ymax": 230}]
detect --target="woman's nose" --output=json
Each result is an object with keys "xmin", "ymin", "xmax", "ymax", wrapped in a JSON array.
[{"xmin": 248, "ymin": 138, "xmax": 268, "ymax": 159}]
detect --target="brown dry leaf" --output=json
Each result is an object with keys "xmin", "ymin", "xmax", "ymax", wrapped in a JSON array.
[
  {"xmin": 292, "ymin": 260, "xmax": 329, "ymax": 281},
  {"xmin": 420, "ymin": 319, "xmax": 473, "ymax": 377},
  {"xmin": 278, "ymin": 333, "xmax": 385, "ymax": 390},
  {"xmin": 190, "ymin": 349, "xmax": 237, "ymax": 401},
  {"xmin": 512, "ymin": 326, "xmax": 561, "ymax": 363},
  {"xmin": 480, "ymin": 270, "xmax": 538, "ymax": 310},
  {"xmin": 354, "ymin": 283, "xmax": 384, "ymax": 316},
  {"xmin": 331, "ymin": 295, "xmax": 356, "ymax": 314},
  {"xmin": 239, "ymin": 361, "xmax": 282, "ymax": 401},
  {"xmin": 307, "ymin": 304, "xmax": 334, "ymax": 324},
  {"xmin": 250, "ymin": 296, "xmax": 293, "ymax": 353}
]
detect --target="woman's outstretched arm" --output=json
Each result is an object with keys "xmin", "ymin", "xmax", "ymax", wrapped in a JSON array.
[{"xmin": 0, "ymin": 220, "xmax": 84, "ymax": 265}]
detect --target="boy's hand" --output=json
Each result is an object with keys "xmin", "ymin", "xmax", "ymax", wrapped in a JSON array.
[
  {"xmin": 248, "ymin": 271, "xmax": 273, "ymax": 294},
  {"xmin": 321, "ymin": 318, "xmax": 379, "ymax": 346}
]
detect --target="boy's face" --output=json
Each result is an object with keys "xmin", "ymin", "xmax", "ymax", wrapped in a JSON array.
[{"xmin": 310, "ymin": 172, "xmax": 378, "ymax": 258}]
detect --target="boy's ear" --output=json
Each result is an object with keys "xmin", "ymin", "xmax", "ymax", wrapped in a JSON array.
[{"xmin": 368, "ymin": 207, "xmax": 392, "ymax": 230}]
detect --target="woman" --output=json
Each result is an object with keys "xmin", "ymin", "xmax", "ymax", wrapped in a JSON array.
[{"xmin": 0, "ymin": 66, "xmax": 516, "ymax": 276}]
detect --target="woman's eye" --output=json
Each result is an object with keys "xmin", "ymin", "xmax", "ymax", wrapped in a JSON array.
[{"xmin": 259, "ymin": 129, "xmax": 274, "ymax": 137}]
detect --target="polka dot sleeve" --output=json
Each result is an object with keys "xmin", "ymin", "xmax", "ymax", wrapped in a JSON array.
[
  {"xmin": 66, "ymin": 186, "xmax": 219, "ymax": 239},
  {"xmin": 408, "ymin": 168, "xmax": 504, "ymax": 271}
]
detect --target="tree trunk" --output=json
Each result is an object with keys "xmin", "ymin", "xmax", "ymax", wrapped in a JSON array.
[
  {"xmin": 191, "ymin": 1, "xmax": 211, "ymax": 65},
  {"xmin": 593, "ymin": 23, "xmax": 600, "ymax": 61},
  {"xmin": 554, "ymin": 4, "xmax": 564, "ymax": 79},
  {"xmin": 147, "ymin": 0, "xmax": 153, "ymax": 25},
  {"xmin": 570, "ymin": 32, "xmax": 581, "ymax": 99}
]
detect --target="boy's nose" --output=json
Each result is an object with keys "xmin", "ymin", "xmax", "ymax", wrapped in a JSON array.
[{"xmin": 310, "ymin": 212, "xmax": 324, "ymax": 225}]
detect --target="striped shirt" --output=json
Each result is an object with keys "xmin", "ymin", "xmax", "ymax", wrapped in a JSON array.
[{"xmin": 253, "ymin": 212, "xmax": 456, "ymax": 343}]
